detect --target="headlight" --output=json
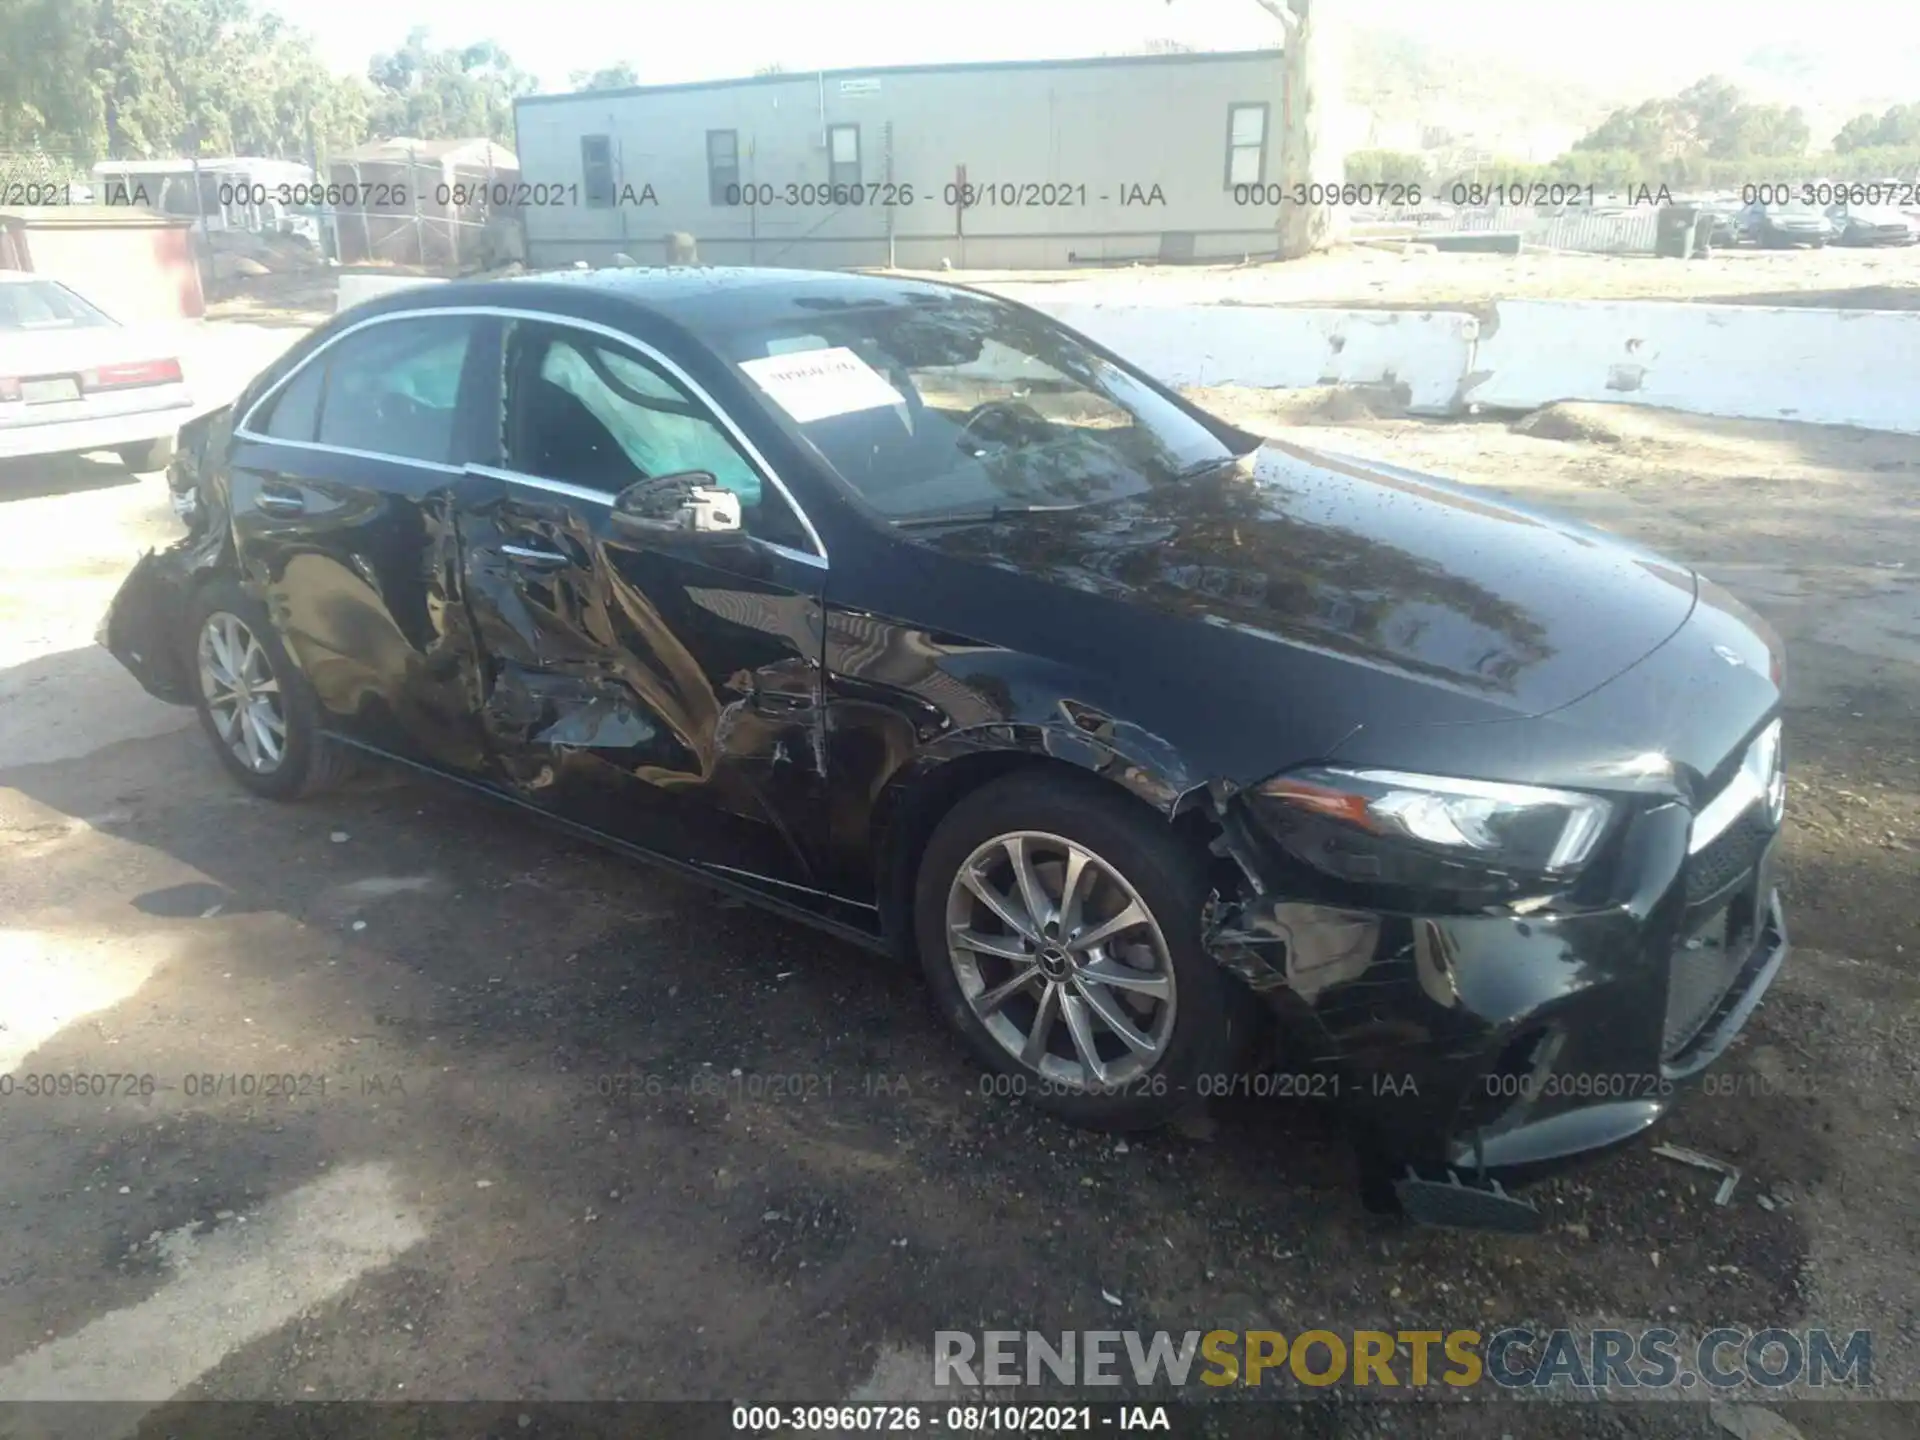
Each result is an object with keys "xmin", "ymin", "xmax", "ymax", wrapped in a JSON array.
[{"xmin": 1256, "ymin": 767, "xmax": 1613, "ymax": 875}]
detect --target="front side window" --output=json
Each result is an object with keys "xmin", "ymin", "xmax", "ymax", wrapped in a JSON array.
[
  {"xmin": 828, "ymin": 125, "xmax": 861, "ymax": 189},
  {"xmin": 707, "ymin": 129, "xmax": 739, "ymax": 205},
  {"xmin": 581, "ymin": 135, "xmax": 615, "ymax": 208},
  {"xmin": 717, "ymin": 296, "xmax": 1236, "ymax": 523},
  {"xmin": 503, "ymin": 321, "xmax": 810, "ymax": 550},
  {"xmin": 1227, "ymin": 103, "xmax": 1268, "ymax": 188},
  {"xmin": 306, "ymin": 314, "xmax": 477, "ymax": 464}
]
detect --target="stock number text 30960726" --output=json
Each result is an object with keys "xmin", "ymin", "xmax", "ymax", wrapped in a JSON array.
[{"xmin": 720, "ymin": 181, "xmax": 1171, "ymax": 208}]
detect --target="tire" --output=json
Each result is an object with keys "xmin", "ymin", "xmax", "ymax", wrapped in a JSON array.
[
  {"xmin": 914, "ymin": 768, "xmax": 1253, "ymax": 1131},
  {"xmin": 118, "ymin": 437, "xmax": 175, "ymax": 472},
  {"xmin": 185, "ymin": 576, "xmax": 354, "ymax": 800}
]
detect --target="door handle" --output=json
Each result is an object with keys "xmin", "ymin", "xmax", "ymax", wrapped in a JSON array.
[
  {"xmin": 256, "ymin": 488, "xmax": 305, "ymax": 515},
  {"xmin": 500, "ymin": 543, "xmax": 572, "ymax": 570}
]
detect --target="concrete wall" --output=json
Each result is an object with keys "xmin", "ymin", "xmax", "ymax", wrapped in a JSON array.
[
  {"xmin": 1464, "ymin": 300, "xmax": 1920, "ymax": 434},
  {"xmin": 1045, "ymin": 303, "xmax": 1476, "ymax": 414},
  {"xmin": 513, "ymin": 52, "xmax": 1288, "ymax": 271}
]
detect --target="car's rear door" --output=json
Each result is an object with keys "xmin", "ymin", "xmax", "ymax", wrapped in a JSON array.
[
  {"xmin": 228, "ymin": 309, "xmax": 499, "ymax": 775},
  {"xmin": 453, "ymin": 313, "xmax": 840, "ymax": 910}
]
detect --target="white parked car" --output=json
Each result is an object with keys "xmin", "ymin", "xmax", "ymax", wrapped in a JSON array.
[{"xmin": 0, "ymin": 272, "xmax": 194, "ymax": 469}]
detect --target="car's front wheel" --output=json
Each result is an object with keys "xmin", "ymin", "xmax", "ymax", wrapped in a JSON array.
[
  {"xmin": 914, "ymin": 770, "xmax": 1252, "ymax": 1130},
  {"xmin": 187, "ymin": 578, "xmax": 353, "ymax": 800}
]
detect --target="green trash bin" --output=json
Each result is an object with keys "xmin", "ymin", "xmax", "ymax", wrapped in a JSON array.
[{"xmin": 1655, "ymin": 204, "xmax": 1701, "ymax": 258}]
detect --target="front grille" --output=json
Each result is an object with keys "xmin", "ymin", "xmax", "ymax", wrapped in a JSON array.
[
  {"xmin": 1665, "ymin": 790, "xmax": 1778, "ymax": 1057},
  {"xmin": 1686, "ymin": 806, "xmax": 1774, "ymax": 905}
]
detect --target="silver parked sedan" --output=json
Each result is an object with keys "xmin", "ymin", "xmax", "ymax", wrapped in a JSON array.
[{"xmin": 0, "ymin": 272, "xmax": 194, "ymax": 469}]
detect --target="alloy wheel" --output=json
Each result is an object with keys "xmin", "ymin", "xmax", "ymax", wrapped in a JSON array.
[
  {"xmin": 944, "ymin": 830, "xmax": 1178, "ymax": 1089},
  {"xmin": 197, "ymin": 611, "xmax": 288, "ymax": 774}
]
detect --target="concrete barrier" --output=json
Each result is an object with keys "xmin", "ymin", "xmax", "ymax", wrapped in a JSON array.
[
  {"xmin": 1036, "ymin": 303, "xmax": 1477, "ymax": 414},
  {"xmin": 1466, "ymin": 300, "xmax": 1920, "ymax": 434}
]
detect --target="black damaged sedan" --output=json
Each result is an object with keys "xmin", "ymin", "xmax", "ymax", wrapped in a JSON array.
[{"xmin": 103, "ymin": 269, "xmax": 1788, "ymax": 1229}]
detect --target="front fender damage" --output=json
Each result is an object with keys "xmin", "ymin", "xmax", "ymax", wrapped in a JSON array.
[
  {"xmin": 1198, "ymin": 780, "xmax": 1382, "ymax": 1001},
  {"xmin": 1196, "ymin": 781, "xmax": 1553, "ymax": 1232}
]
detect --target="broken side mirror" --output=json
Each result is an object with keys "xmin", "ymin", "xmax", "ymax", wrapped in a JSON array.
[{"xmin": 610, "ymin": 471, "xmax": 743, "ymax": 537}]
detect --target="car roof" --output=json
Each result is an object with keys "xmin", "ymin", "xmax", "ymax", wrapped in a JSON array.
[
  {"xmin": 0, "ymin": 270, "xmax": 63, "ymax": 285},
  {"xmin": 400, "ymin": 265, "xmax": 997, "ymax": 332}
]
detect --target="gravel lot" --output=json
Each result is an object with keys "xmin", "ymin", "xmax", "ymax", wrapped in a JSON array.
[{"xmin": 0, "ymin": 340, "xmax": 1915, "ymax": 1436}]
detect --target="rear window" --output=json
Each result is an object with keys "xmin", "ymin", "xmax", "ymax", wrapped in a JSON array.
[{"xmin": 0, "ymin": 280, "xmax": 115, "ymax": 331}]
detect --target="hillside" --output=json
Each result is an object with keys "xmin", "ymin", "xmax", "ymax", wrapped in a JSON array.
[
  {"xmin": 1344, "ymin": 26, "xmax": 1920, "ymax": 157},
  {"xmin": 1343, "ymin": 27, "xmax": 1618, "ymax": 159}
]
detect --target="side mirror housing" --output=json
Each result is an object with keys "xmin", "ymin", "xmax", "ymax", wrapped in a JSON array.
[{"xmin": 610, "ymin": 471, "xmax": 743, "ymax": 537}]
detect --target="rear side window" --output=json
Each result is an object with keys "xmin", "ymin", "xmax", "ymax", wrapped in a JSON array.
[
  {"xmin": 311, "ymin": 315, "xmax": 477, "ymax": 464},
  {"xmin": 254, "ymin": 358, "xmax": 326, "ymax": 442}
]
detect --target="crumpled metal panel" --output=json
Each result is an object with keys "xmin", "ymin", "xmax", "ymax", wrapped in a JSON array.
[
  {"xmin": 98, "ymin": 547, "xmax": 199, "ymax": 706},
  {"xmin": 482, "ymin": 661, "xmax": 661, "ymax": 751}
]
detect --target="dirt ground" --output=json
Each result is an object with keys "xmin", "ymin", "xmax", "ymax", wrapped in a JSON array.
[{"xmin": 0, "ymin": 382, "xmax": 1916, "ymax": 1437}]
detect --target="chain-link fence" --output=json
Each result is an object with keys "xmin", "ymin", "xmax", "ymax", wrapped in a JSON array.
[{"xmin": 327, "ymin": 149, "xmax": 523, "ymax": 271}]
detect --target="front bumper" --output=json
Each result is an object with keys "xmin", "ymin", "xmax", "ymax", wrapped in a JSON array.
[{"xmin": 1208, "ymin": 797, "xmax": 1788, "ymax": 1184}]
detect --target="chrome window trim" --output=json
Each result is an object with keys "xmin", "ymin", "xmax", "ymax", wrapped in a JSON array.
[
  {"xmin": 463, "ymin": 462, "xmax": 614, "ymax": 508},
  {"xmin": 462, "ymin": 462, "xmax": 828, "ymax": 571},
  {"xmin": 233, "ymin": 303, "xmax": 830, "ymax": 563},
  {"xmin": 234, "ymin": 434, "xmax": 465, "ymax": 477}
]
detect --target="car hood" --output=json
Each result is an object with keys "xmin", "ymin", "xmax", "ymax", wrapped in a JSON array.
[{"xmin": 919, "ymin": 439, "xmax": 1700, "ymax": 720}]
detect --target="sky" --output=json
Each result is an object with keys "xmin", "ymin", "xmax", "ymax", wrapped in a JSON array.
[{"xmin": 294, "ymin": 0, "xmax": 1920, "ymax": 99}]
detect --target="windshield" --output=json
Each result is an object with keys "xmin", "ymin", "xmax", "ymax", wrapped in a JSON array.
[
  {"xmin": 714, "ymin": 295, "xmax": 1239, "ymax": 523},
  {"xmin": 0, "ymin": 280, "xmax": 115, "ymax": 331}
]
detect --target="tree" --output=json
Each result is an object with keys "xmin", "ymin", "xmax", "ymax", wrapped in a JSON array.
[
  {"xmin": 367, "ymin": 27, "xmax": 535, "ymax": 144},
  {"xmin": 570, "ymin": 63, "xmax": 639, "ymax": 92},
  {"xmin": 1171, "ymin": 0, "xmax": 1342, "ymax": 259},
  {"xmin": 1834, "ymin": 102, "xmax": 1920, "ymax": 153},
  {"xmin": 0, "ymin": 0, "xmax": 367, "ymax": 163},
  {"xmin": 1345, "ymin": 149, "xmax": 1425, "ymax": 187},
  {"xmin": 0, "ymin": 0, "xmax": 100, "ymax": 153},
  {"xmin": 1573, "ymin": 75, "xmax": 1808, "ymax": 168}
]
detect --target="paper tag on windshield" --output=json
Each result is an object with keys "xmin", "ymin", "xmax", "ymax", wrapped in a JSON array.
[{"xmin": 739, "ymin": 346, "xmax": 905, "ymax": 423}]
